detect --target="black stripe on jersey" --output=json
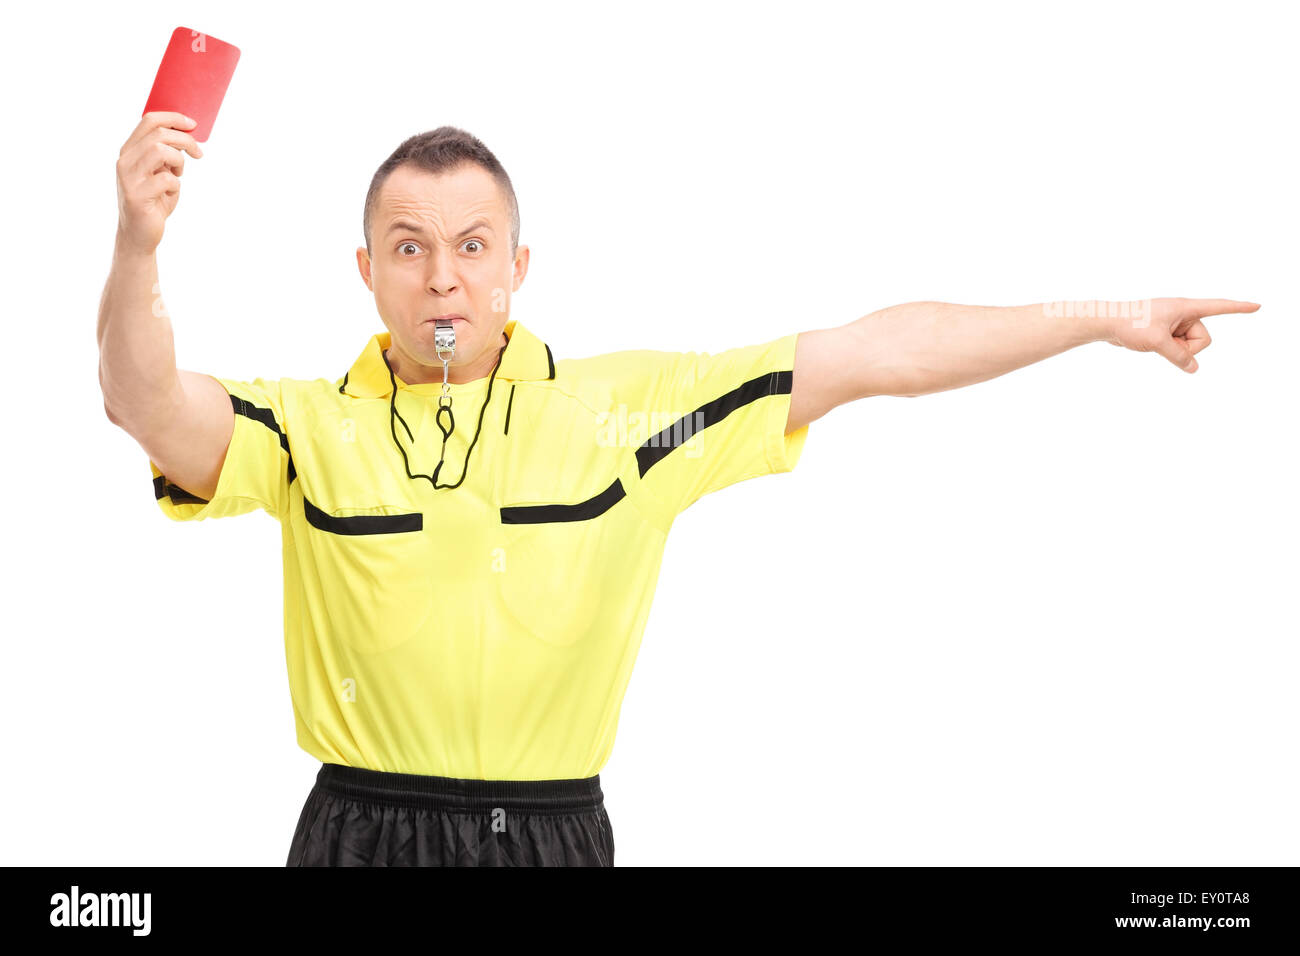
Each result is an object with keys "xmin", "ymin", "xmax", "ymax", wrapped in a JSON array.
[
  {"xmin": 500, "ymin": 478, "xmax": 625, "ymax": 524},
  {"xmin": 153, "ymin": 474, "xmax": 206, "ymax": 504},
  {"xmin": 302, "ymin": 496, "xmax": 424, "ymax": 534},
  {"xmin": 634, "ymin": 369, "xmax": 793, "ymax": 478},
  {"xmin": 229, "ymin": 392, "xmax": 297, "ymax": 485}
]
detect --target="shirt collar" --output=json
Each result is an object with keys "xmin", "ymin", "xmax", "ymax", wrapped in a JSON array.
[{"xmin": 340, "ymin": 318, "xmax": 554, "ymax": 399}]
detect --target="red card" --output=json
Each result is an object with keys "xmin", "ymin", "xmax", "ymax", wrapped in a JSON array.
[{"xmin": 142, "ymin": 27, "xmax": 240, "ymax": 143}]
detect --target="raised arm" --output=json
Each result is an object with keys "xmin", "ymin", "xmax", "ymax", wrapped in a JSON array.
[
  {"xmin": 786, "ymin": 297, "xmax": 1260, "ymax": 433},
  {"xmin": 99, "ymin": 111, "xmax": 232, "ymax": 501}
]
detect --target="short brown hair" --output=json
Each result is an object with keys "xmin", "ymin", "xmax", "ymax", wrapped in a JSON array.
[{"xmin": 363, "ymin": 126, "xmax": 520, "ymax": 258}]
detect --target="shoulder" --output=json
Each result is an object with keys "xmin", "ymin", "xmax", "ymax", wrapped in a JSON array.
[
  {"xmin": 548, "ymin": 349, "xmax": 685, "ymax": 410},
  {"xmin": 249, "ymin": 375, "xmax": 354, "ymax": 425}
]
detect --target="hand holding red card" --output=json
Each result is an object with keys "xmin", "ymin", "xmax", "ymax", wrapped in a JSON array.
[{"xmin": 142, "ymin": 27, "xmax": 240, "ymax": 143}]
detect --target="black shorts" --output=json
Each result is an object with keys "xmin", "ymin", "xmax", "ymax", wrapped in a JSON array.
[{"xmin": 286, "ymin": 762, "xmax": 614, "ymax": 866}]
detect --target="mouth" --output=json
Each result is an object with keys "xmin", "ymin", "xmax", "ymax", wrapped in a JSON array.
[{"xmin": 424, "ymin": 314, "xmax": 466, "ymax": 325}]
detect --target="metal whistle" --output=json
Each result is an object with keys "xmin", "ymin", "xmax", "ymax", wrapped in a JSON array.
[
  {"xmin": 433, "ymin": 319, "xmax": 456, "ymax": 411},
  {"xmin": 433, "ymin": 319, "xmax": 456, "ymax": 360}
]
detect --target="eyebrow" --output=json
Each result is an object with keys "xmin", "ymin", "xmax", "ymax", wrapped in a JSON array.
[{"xmin": 385, "ymin": 218, "xmax": 495, "ymax": 241}]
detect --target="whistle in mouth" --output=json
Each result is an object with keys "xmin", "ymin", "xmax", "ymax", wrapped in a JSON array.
[{"xmin": 433, "ymin": 319, "xmax": 456, "ymax": 359}]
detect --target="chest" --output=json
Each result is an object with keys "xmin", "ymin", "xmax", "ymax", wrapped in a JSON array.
[{"xmin": 290, "ymin": 387, "xmax": 656, "ymax": 646}]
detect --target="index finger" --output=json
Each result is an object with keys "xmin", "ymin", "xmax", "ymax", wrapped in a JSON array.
[
  {"xmin": 124, "ymin": 111, "xmax": 197, "ymax": 153},
  {"xmin": 1185, "ymin": 298, "xmax": 1261, "ymax": 318}
]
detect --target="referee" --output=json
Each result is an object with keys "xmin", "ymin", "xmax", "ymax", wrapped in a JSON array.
[{"xmin": 100, "ymin": 112, "xmax": 1259, "ymax": 866}]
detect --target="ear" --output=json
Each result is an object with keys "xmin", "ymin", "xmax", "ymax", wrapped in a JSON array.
[
  {"xmin": 356, "ymin": 246, "xmax": 373, "ymax": 291},
  {"xmin": 512, "ymin": 244, "xmax": 530, "ymax": 291}
]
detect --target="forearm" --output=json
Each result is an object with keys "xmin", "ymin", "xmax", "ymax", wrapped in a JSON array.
[
  {"xmin": 854, "ymin": 299, "xmax": 1118, "ymax": 398},
  {"xmin": 97, "ymin": 229, "xmax": 183, "ymax": 433}
]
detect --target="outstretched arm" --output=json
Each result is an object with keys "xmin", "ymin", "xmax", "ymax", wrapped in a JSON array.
[{"xmin": 786, "ymin": 297, "xmax": 1260, "ymax": 433}]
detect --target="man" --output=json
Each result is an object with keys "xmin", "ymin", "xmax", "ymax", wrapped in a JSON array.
[{"xmin": 100, "ymin": 113, "xmax": 1259, "ymax": 866}]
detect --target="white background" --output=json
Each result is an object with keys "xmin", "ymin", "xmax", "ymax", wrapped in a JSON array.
[{"xmin": 3, "ymin": 0, "xmax": 1295, "ymax": 866}]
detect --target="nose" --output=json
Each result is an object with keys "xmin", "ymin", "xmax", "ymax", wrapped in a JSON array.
[{"xmin": 424, "ymin": 248, "xmax": 459, "ymax": 296}]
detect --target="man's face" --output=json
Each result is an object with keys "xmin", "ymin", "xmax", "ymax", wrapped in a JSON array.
[{"xmin": 356, "ymin": 162, "xmax": 529, "ymax": 384}]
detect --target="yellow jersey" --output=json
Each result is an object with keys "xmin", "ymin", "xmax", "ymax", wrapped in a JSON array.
[{"xmin": 149, "ymin": 318, "xmax": 809, "ymax": 779}]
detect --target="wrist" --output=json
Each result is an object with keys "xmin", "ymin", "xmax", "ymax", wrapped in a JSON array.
[
  {"xmin": 114, "ymin": 225, "xmax": 158, "ymax": 263},
  {"xmin": 1089, "ymin": 299, "xmax": 1155, "ymax": 346},
  {"xmin": 1041, "ymin": 299, "xmax": 1112, "ymax": 344},
  {"xmin": 1087, "ymin": 301, "xmax": 1118, "ymax": 345}
]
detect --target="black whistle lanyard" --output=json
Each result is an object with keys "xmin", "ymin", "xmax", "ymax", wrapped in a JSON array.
[{"xmin": 382, "ymin": 338, "xmax": 504, "ymax": 490}]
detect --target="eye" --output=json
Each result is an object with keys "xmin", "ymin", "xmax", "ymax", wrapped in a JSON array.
[
  {"xmin": 397, "ymin": 241, "xmax": 420, "ymax": 256},
  {"xmin": 462, "ymin": 239, "xmax": 484, "ymax": 254}
]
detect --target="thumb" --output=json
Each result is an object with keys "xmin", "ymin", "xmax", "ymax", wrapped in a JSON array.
[{"xmin": 1154, "ymin": 334, "xmax": 1199, "ymax": 373}]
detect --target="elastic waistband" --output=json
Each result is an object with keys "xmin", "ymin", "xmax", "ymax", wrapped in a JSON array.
[{"xmin": 314, "ymin": 763, "xmax": 604, "ymax": 813}]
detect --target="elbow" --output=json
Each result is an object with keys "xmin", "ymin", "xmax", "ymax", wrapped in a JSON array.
[
  {"xmin": 103, "ymin": 397, "xmax": 125, "ymax": 428},
  {"xmin": 101, "ymin": 384, "xmax": 133, "ymax": 431},
  {"xmin": 99, "ymin": 363, "xmax": 119, "ymax": 426}
]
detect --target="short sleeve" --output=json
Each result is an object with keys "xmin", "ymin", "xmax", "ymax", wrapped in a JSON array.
[
  {"xmin": 149, "ymin": 376, "xmax": 293, "ymax": 522},
  {"xmin": 613, "ymin": 332, "xmax": 809, "ymax": 525}
]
